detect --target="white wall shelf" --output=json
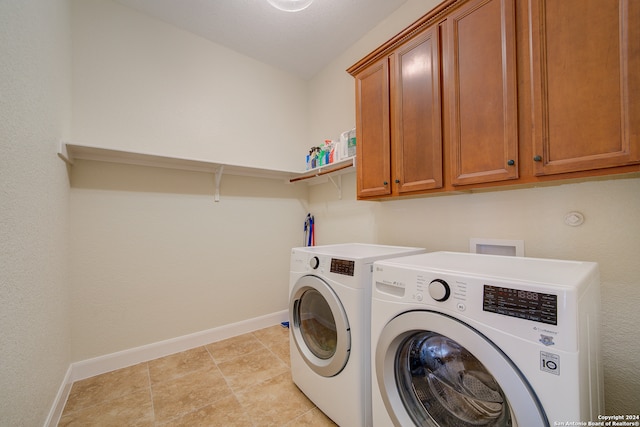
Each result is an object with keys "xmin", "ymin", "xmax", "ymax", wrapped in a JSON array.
[
  {"xmin": 289, "ymin": 158, "xmax": 356, "ymax": 199},
  {"xmin": 289, "ymin": 157, "xmax": 356, "ymax": 183},
  {"xmin": 57, "ymin": 142, "xmax": 355, "ymax": 200}
]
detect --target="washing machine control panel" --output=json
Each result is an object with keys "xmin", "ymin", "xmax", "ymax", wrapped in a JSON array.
[
  {"xmin": 482, "ymin": 284, "xmax": 558, "ymax": 325},
  {"xmin": 428, "ymin": 279, "xmax": 451, "ymax": 302},
  {"xmin": 373, "ymin": 253, "xmax": 600, "ymax": 354}
]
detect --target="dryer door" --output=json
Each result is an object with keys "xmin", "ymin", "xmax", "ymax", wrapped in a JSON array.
[
  {"xmin": 290, "ymin": 275, "xmax": 350, "ymax": 377},
  {"xmin": 376, "ymin": 310, "xmax": 548, "ymax": 427}
]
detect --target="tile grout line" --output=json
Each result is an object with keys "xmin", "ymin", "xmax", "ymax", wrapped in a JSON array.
[
  {"xmin": 153, "ymin": 345, "xmax": 232, "ymax": 425},
  {"xmin": 204, "ymin": 343, "xmax": 259, "ymax": 427},
  {"xmin": 209, "ymin": 330, "xmax": 297, "ymax": 427}
]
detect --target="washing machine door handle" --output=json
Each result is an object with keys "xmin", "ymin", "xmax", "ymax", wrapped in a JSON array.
[{"xmin": 292, "ymin": 299, "xmax": 301, "ymax": 327}]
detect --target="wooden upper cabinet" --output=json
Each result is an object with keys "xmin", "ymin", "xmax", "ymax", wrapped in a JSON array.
[
  {"xmin": 391, "ymin": 26, "xmax": 443, "ymax": 194},
  {"xmin": 353, "ymin": 24, "xmax": 443, "ymax": 199},
  {"xmin": 348, "ymin": 0, "xmax": 639, "ymax": 199},
  {"xmin": 529, "ymin": 0, "xmax": 640, "ymax": 175},
  {"xmin": 354, "ymin": 58, "xmax": 391, "ymax": 198},
  {"xmin": 447, "ymin": 0, "xmax": 519, "ymax": 186}
]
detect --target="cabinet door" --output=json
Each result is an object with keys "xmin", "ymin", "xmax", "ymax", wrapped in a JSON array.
[
  {"xmin": 355, "ymin": 58, "xmax": 391, "ymax": 198},
  {"xmin": 529, "ymin": 0, "xmax": 640, "ymax": 175},
  {"xmin": 447, "ymin": 0, "xmax": 519, "ymax": 186},
  {"xmin": 391, "ymin": 26, "xmax": 443, "ymax": 193}
]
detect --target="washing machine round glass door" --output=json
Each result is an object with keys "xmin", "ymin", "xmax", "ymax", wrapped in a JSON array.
[
  {"xmin": 290, "ymin": 274, "xmax": 350, "ymax": 377},
  {"xmin": 376, "ymin": 311, "xmax": 548, "ymax": 427}
]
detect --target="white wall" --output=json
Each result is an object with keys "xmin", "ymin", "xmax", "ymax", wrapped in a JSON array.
[
  {"xmin": 69, "ymin": 161, "xmax": 307, "ymax": 360},
  {"xmin": 307, "ymin": 0, "xmax": 640, "ymax": 415},
  {"xmin": 72, "ymin": 0, "xmax": 309, "ymax": 172},
  {"xmin": 68, "ymin": 0, "xmax": 311, "ymax": 360},
  {"xmin": 0, "ymin": 0, "xmax": 72, "ymax": 425}
]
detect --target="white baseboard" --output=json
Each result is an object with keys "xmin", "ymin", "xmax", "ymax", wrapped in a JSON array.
[
  {"xmin": 44, "ymin": 365, "xmax": 73, "ymax": 427},
  {"xmin": 45, "ymin": 310, "xmax": 288, "ymax": 427}
]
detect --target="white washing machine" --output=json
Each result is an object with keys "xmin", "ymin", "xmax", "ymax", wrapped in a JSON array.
[
  {"xmin": 289, "ymin": 243, "xmax": 425, "ymax": 427},
  {"xmin": 371, "ymin": 252, "xmax": 604, "ymax": 426}
]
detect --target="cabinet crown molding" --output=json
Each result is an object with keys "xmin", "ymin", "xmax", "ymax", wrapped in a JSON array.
[{"xmin": 346, "ymin": 0, "xmax": 462, "ymax": 76}]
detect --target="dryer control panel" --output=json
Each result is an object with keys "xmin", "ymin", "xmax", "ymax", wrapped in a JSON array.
[
  {"xmin": 290, "ymin": 251, "xmax": 367, "ymax": 290},
  {"xmin": 330, "ymin": 258, "xmax": 355, "ymax": 276}
]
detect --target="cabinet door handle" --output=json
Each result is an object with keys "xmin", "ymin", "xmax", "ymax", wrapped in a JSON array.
[
  {"xmin": 395, "ymin": 179, "xmax": 400, "ymax": 183},
  {"xmin": 383, "ymin": 181, "xmax": 388, "ymax": 186},
  {"xmin": 507, "ymin": 159, "xmax": 515, "ymax": 166},
  {"xmin": 533, "ymin": 155, "xmax": 542, "ymax": 162}
]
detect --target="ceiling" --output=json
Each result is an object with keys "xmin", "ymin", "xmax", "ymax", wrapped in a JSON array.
[{"xmin": 114, "ymin": 0, "xmax": 410, "ymax": 80}]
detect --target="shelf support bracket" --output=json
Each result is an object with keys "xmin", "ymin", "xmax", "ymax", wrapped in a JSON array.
[
  {"xmin": 214, "ymin": 166, "xmax": 224, "ymax": 202},
  {"xmin": 327, "ymin": 175, "xmax": 342, "ymax": 199},
  {"xmin": 57, "ymin": 141, "xmax": 73, "ymax": 166}
]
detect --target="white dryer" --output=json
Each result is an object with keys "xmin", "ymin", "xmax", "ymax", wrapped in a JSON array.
[
  {"xmin": 371, "ymin": 252, "xmax": 604, "ymax": 426},
  {"xmin": 289, "ymin": 244, "xmax": 425, "ymax": 427}
]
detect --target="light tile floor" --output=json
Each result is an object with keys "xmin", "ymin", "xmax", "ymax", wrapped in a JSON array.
[{"xmin": 59, "ymin": 325, "xmax": 337, "ymax": 426}]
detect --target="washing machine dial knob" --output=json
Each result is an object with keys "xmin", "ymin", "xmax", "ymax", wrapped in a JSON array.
[
  {"xmin": 428, "ymin": 279, "xmax": 451, "ymax": 302},
  {"xmin": 309, "ymin": 256, "xmax": 320, "ymax": 269}
]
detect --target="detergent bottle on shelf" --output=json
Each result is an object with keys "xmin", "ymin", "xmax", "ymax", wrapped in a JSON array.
[
  {"xmin": 340, "ymin": 130, "xmax": 350, "ymax": 159},
  {"xmin": 331, "ymin": 140, "xmax": 341, "ymax": 164},
  {"xmin": 347, "ymin": 128, "xmax": 356, "ymax": 157}
]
